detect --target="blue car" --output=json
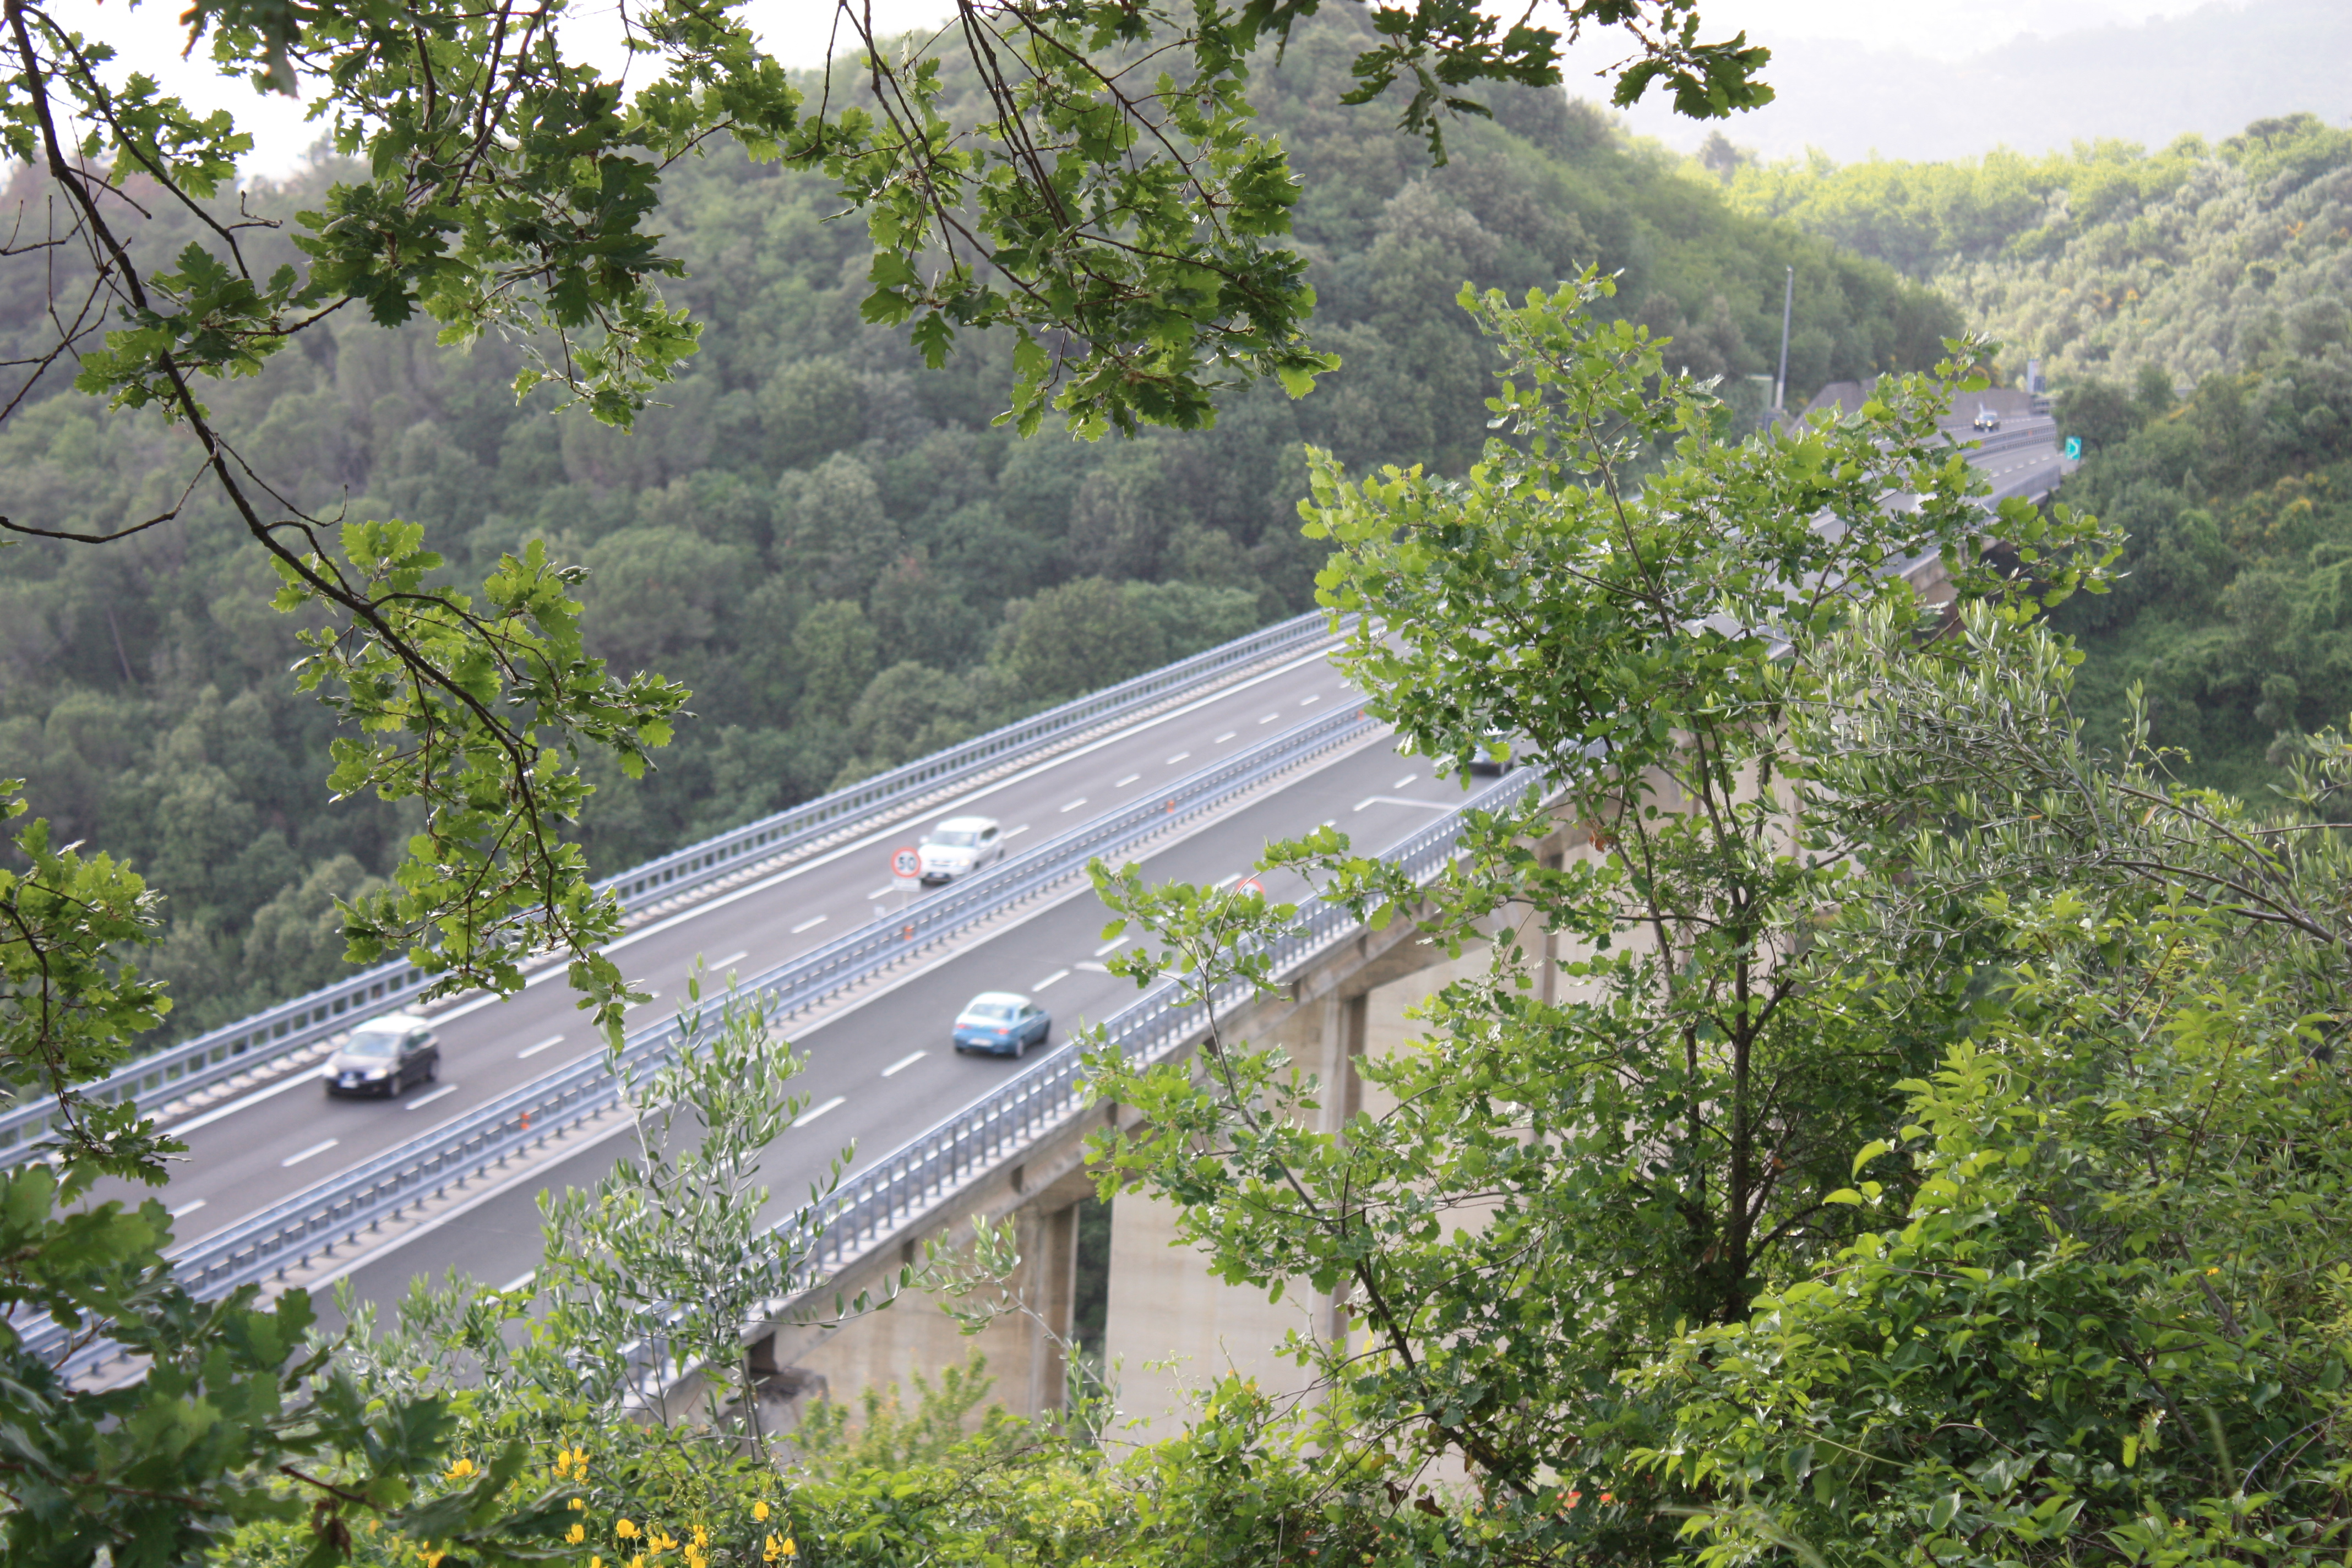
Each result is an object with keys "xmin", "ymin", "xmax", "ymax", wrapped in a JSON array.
[{"xmin": 952, "ymin": 992, "xmax": 1051, "ymax": 1058}]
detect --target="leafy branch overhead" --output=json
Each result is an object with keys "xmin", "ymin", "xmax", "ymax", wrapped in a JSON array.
[{"xmin": 0, "ymin": 0, "xmax": 1771, "ymax": 1036}]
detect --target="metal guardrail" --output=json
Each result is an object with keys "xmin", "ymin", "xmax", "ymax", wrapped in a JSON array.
[
  {"xmin": 33, "ymin": 699, "xmax": 1389, "ymax": 1380},
  {"xmin": 629, "ymin": 766, "xmax": 1545, "ymax": 1397},
  {"xmin": 0, "ymin": 611, "xmax": 1341, "ymax": 1161}
]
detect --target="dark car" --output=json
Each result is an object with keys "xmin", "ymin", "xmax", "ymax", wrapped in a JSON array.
[
  {"xmin": 1467, "ymin": 730, "xmax": 1516, "ymax": 776},
  {"xmin": 1972, "ymin": 407, "xmax": 2001, "ymax": 432},
  {"xmin": 951, "ymin": 992, "xmax": 1050, "ymax": 1058},
  {"xmin": 325, "ymin": 1013, "xmax": 441, "ymax": 1098}
]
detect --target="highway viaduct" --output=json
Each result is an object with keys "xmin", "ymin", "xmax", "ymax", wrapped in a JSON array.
[{"xmin": 41, "ymin": 410, "xmax": 2074, "ymax": 1436}]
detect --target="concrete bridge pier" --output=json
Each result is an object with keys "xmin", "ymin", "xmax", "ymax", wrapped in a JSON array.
[{"xmin": 747, "ymin": 810, "xmax": 1587, "ymax": 1442}]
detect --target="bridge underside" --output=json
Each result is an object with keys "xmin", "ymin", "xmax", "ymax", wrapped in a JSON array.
[{"xmin": 739, "ymin": 813, "xmax": 1588, "ymax": 1440}]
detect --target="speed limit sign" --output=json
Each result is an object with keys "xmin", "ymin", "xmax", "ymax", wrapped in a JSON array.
[
  {"xmin": 1234, "ymin": 875, "xmax": 1266, "ymax": 899},
  {"xmin": 891, "ymin": 847, "xmax": 921, "ymax": 879}
]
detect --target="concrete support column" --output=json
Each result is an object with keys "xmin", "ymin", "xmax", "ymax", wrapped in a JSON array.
[{"xmin": 1027, "ymin": 1200, "xmax": 1080, "ymax": 1415}]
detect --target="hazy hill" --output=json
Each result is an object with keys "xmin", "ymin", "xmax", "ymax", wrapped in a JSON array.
[
  {"xmin": 1594, "ymin": 0, "xmax": 2351, "ymax": 165},
  {"xmin": 1714, "ymin": 112, "xmax": 2352, "ymax": 392},
  {"xmin": 1698, "ymin": 111, "xmax": 2352, "ymax": 798}
]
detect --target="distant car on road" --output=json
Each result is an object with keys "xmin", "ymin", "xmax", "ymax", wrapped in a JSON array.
[
  {"xmin": 1467, "ymin": 730, "xmax": 1517, "ymax": 776},
  {"xmin": 918, "ymin": 816, "xmax": 1004, "ymax": 884},
  {"xmin": 325, "ymin": 1013, "xmax": 440, "ymax": 1098},
  {"xmin": 952, "ymin": 992, "xmax": 1050, "ymax": 1058},
  {"xmin": 1972, "ymin": 407, "xmax": 2001, "ymax": 432}
]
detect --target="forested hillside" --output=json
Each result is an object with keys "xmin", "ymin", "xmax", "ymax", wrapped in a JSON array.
[
  {"xmin": 1711, "ymin": 112, "xmax": 2352, "ymax": 389},
  {"xmin": 0, "ymin": 13, "xmax": 1951, "ymax": 1040},
  {"xmin": 1702, "ymin": 113, "xmax": 2352, "ymax": 794}
]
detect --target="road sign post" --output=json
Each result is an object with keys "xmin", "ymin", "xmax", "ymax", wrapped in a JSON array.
[{"xmin": 891, "ymin": 846, "xmax": 921, "ymax": 910}]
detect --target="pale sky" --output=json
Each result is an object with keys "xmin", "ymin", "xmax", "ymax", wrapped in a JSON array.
[{"xmin": 50, "ymin": 0, "xmax": 2249, "ymax": 179}]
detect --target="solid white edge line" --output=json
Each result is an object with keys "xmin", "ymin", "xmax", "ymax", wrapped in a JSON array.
[
  {"xmin": 792, "ymin": 1095, "xmax": 847, "ymax": 1129},
  {"xmin": 881, "ymin": 1050, "xmax": 927, "ymax": 1077}
]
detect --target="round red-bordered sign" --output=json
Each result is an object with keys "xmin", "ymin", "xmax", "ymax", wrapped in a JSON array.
[
  {"xmin": 1234, "ymin": 875, "xmax": 1267, "ymax": 899},
  {"xmin": 891, "ymin": 847, "xmax": 921, "ymax": 879}
]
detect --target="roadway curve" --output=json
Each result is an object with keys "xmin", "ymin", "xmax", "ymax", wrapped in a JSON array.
[
  {"xmin": 139, "ymin": 645, "xmax": 1481, "ymax": 1312},
  {"xmin": 137, "ymin": 421, "xmax": 2071, "ymax": 1316}
]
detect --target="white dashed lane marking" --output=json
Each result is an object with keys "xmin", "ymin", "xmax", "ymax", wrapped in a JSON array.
[
  {"xmin": 282, "ymin": 1138, "xmax": 339, "ymax": 1168},
  {"xmin": 792, "ymin": 1096, "xmax": 846, "ymax": 1128},
  {"xmin": 882, "ymin": 1051, "xmax": 927, "ymax": 1077},
  {"xmin": 791, "ymin": 915, "xmax": 829, "ymax": 933},
  {"xmin": 518, "ymin": 1034, "xmax": 565, "ymax": 1059},
  {"xmin": 1035, "ymin": 969, "xmax": 1072, "ymax": 990},
  {"xmin": 1165, "ymin": 752, "xmax": 1190, "ymax": 765},
  {"xmin": 406, "ymin": 1084, "xmax": 459, "ymax": 1110}
]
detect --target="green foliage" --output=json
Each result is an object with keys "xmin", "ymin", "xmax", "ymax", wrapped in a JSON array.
[
  {"xmin": 1081, "ymin": 279, "xmax": 2113, "ymax": 1533},
  {"xmin": 0, "ymin": 788, "xmax": 571, "ymax": 1568},
  {"xmin": 1624, "ymin": 601, "xmax": 2352, "ymax": 1565},
  {"xmin": 2050, "ymin": 348, "xmax": 2352, "ymax": 797},
  {"xmin": 0, "ymin": 7, "xmax": 1948, "ymax": 1046},
  {"xmin": 0, "ymin": 781, "xmax": 172, "ymax": 1178},
  {"xmin": 1716, "ymin": 111, "xmax": 2352, "ymax": 391}
]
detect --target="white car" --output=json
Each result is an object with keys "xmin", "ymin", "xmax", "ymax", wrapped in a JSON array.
[{"xmin": 918, "ymin": 816, "xmax": 1004, "ymax": 884}]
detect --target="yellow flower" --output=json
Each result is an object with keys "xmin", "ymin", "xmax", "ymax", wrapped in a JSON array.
[
  {"xmin": 763, "ymin": 1538, "xmax": 785, "ymax": 1565},
  {"xmin": 629, "ymin": 1557, "xmax": 645, "ymax": 1568},
  {"xmin": 571, "ymin": 1498, "xmax": 589, "ymax": 1512},
  {"xmin": 783, "ymin": 1539, "xmax": 798, "ymax": 1558},
  {"xmin": 686, "ymin": 1551, "xmax": 707, "ymax": 1568},
  {"xmin": 693, "ymin": 1526, "xmax": 710, "ymax": 1548},
  {"xmin": 445, "ymin": 1458, "xmax": 477, "ymax": 1482},
  {"xmin": 616, "ymin": 1520, "xmax": 641, "ymax": 1541},
  {"xmin": 568, "ymin": 1525, "xmax": 588, "ymax": 1546},
  {"xmin": 424, "ymin": 1554, "xmax": 446, "ymax": 1568},
  {"xmin": 753, "ymin": 1501, "xmax": 770, "ymax": 1523},
  {"xmin": 591, "ymin": 1560, "xmax": 603, "ymax": 1568}
]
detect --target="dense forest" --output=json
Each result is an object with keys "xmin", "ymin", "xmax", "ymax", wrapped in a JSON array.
[
  {"xmin": 0, "ymin": 12, "xmax": 1952, "ymax": 1041},
  {"xmin": 1709, "ymin": 112, "xmax": 2352, "ymax": 389},
  {"xmin": 1701, "ymin": 112, "xmax": 2352, "ymax": 794}
]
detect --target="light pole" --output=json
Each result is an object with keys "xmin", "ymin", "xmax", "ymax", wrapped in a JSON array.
[{"xmin": 1773, "ymin": 264, "xmax": 1794, "ymax": 421}]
